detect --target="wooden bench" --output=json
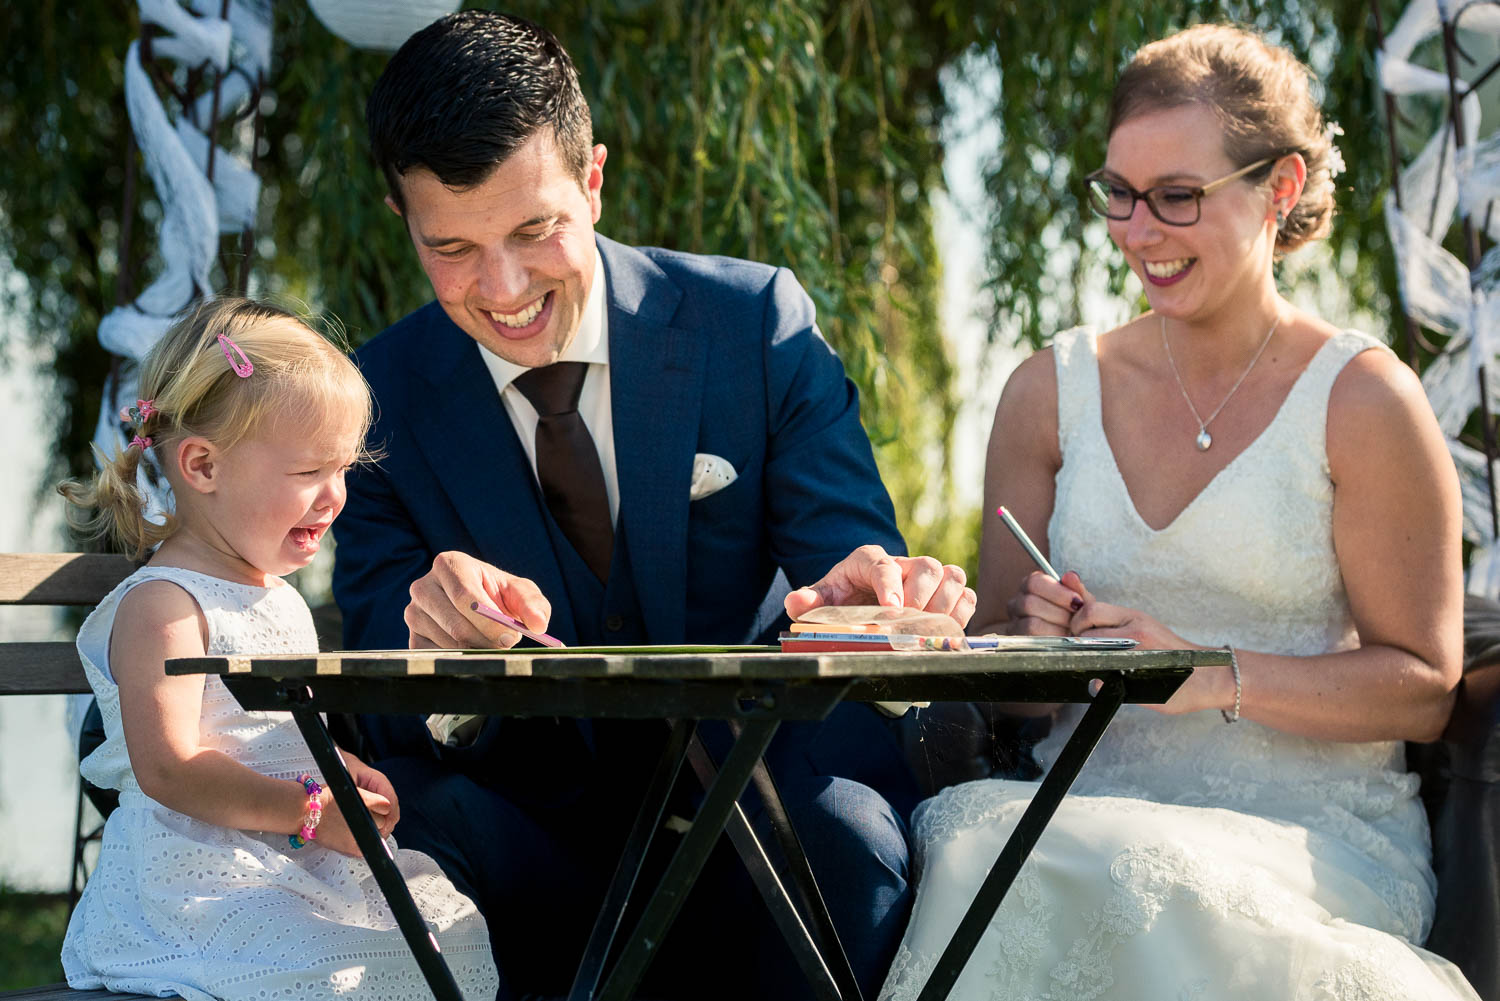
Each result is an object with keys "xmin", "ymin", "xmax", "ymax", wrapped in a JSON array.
[
  {"xmin": 0, "ymin": 554, "xmax": 154, "ymax": 1000},
  {"xmin": 0, "ymin": 553, "xmax": 135, "ymax": 695},
  {"xmin": 1, "ymin": 989, "xmax": 144, "ymax": 1001}
]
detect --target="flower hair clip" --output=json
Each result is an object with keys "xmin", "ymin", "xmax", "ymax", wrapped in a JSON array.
[
  {"xmin": 129, "ymin": 434, "xmax": 153, "ymax": 451},
  {"xmin": 118, "ymin": 398, "xmax": 158, "ymax": 427},
  {"xmin": 217, "ymin": 333, "xmax": 254, "ymax": 378}
]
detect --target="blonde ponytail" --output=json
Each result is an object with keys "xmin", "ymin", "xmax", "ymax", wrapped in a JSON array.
[{"xmin": 58, "ymin": 443, "xmax": 177, "ymax": 560}]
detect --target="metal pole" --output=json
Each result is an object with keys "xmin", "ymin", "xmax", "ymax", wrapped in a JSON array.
[
  {"xmin": 1439, "ymin": 9, "xmax": 1500, "ymax": 539},
  {"xmin": 238, "ymin": 69, "xmax": 265, "ymax": 293},
  {"xmin": 1370, "ymin": 0, "xmax": 1434, "ymax": 369}
]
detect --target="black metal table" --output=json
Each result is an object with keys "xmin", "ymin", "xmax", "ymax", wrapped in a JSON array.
[{"xmin": 168, "ymin": 646, "xmax": 1219, "ymax": 1001}]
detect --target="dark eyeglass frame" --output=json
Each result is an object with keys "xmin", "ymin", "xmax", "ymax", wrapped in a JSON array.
[{"xmin": 1084, "ymin": 157, "xmax": 1277, "ymax": 226}]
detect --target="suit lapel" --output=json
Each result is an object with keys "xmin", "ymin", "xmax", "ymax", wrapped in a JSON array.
[
  {"xmin": 407, "ymin": 316, "xmax": 578, "ymax": 643},
  {"xmin": 599, "ymin": 238, "xmax": 706, "ymax": 643}
]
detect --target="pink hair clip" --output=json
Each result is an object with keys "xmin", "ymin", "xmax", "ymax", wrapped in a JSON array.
[
  {"xmin": 129, "ymin": 434, "xmax": 153, "ymax": 450},
  {"xmin": 217, "ymin": 333, "xmax": 254, "ymax": 378}
]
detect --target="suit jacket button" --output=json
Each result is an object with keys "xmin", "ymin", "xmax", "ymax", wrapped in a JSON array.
[{"xmin": 605, "ymin": 614, "xmax": 625, "ymax": 632}]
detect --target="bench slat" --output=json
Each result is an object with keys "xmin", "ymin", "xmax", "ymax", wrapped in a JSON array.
[
  {"xmin": 0, "ymin": 985, "xmax": 160, "ymax": 1000},
  {"xmin": 0, "ymin": 642, "xmax": 91, "ymax": 694},
  {"xmin": 0, "ymin": 555, "xmax": 136, "ymax": 606}
]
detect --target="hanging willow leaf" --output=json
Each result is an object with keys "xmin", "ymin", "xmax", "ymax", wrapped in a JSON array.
[{"xmin": 0, "ymin": 1, "xmax": 1409, "ymax": 578}]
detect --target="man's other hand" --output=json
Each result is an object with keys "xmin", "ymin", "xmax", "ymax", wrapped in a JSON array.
[{"xmin": 784, "ymin": 545, "xmax": 976, "ymax": 627}]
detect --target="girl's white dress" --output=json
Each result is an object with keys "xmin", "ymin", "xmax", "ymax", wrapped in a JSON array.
[
  {"xmin": 61, "ymin": 565, "xmax": 499, "ymax": 1001},
  {"xmin": 879, "ymin": 329, "xmax": 1480, "ymax": 1001}
]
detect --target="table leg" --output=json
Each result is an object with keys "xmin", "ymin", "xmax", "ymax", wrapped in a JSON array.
[
  {"xmin": 685, "ymin": 734, "xmax": 848, "ymax": 1001},
  {"xmin": 596, "ymin": 716, "xmax": 782, "ymax": 1001},
  {"xmin": 914, "ymin": 674, "xmax": 1127, "ymax": 1001},
  {"xmin": 726, "ymin": 716, "xmax": 866, "ymax": 1001},
  {"xmin": 568, "ymin": 718, "xmax": 696, "ymax": 1001},
  {"xmin": 287, "ymin": 697, "xmax": 465, "ymax": 1001}
]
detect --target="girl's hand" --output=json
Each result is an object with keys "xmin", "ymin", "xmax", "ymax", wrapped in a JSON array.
[
  {"xmin": 309, "ymin": 783, "xmax": 395, "ymax": 857},
  {"xmin": 1068, "ymin": 598, "xmax": 1232, "ymax": 716},
  {"xmin": 305, "ymin": 754, "xmax": 400, "ymax": 856},
  {"xmin": 1004, "ymin": 570, "xmax": 1089, "ymax": 635},
  {"xmin": 341, "ymin": 751, "xmax": 401, "ymax": 837}
]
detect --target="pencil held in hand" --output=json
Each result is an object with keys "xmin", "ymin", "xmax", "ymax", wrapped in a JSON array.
[
  {"xmin": 996, "ymin": 506, "xmax": 1060, "ymax": 581},
  {"xmin": 470, "ymin": 601, "xmax": 566, "ymax": 648}
]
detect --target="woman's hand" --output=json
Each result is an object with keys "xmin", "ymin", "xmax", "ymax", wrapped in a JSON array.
[
  {"xmin": 1004, "ymin": 570, "xmax": 1088, "ymax": 635},
  {"xmin": 1068, "ymin": 589, "xmax": 1188, "ymax": 649},
  {"xmin": 1069, "ymin": 594, "xmax": 1234, "ymax": 716}
]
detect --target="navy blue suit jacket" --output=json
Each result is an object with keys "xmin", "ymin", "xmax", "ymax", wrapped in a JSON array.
[{"xmin": 335, "ymin": 235, "xmax": 903, "ymax": 652}]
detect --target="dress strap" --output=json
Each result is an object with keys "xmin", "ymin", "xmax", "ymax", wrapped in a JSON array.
[{"xmin": 1051, "ymin": 326, "xmax": 1100, "ymax": 460}]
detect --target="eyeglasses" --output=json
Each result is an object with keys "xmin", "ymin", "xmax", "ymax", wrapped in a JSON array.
[{"xmin": 1084, "ymin": 157, "xmax": 1276, "ymax": 226}]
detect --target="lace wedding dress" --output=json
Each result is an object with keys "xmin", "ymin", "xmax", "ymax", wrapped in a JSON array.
[
  {"xmin": 61, "ymin": 566, "xmax": 499, "ymax": 1001},
  {"xmin": 879, "ymin": 328, "xmax": 1478, "ymax": 1001}
]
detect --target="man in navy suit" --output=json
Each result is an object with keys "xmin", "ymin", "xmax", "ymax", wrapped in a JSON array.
[{"xmin": 332, "ymin": 11, "xmax": 973, "ymax": 999}]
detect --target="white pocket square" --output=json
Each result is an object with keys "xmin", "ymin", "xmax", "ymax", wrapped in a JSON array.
[{"xmin": 689, "ymin": 453, "xmax": 738, "ymax": 501}]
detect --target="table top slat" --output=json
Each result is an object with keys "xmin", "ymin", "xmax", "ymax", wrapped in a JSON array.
[{"xmin": 170, "ymin": 647, "xmax": 1226, "ymax": 681}]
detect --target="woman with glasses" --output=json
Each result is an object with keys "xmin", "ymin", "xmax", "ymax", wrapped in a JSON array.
[{"xmin": 880, "ymin": 24, "xmax": 1475, "ymax": 1001}]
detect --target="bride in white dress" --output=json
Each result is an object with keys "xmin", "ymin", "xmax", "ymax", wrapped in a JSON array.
[{"xmin": 880, "ymin": 24, "xmax": 1477, "ymax": 1001}]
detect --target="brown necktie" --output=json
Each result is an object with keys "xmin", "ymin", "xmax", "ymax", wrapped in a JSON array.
[{"xmin": 512, "ymin": 362, "xmax": 614, "ymax": 582}]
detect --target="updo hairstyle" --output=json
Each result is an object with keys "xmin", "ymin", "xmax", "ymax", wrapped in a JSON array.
[
  {"xmin": 1109, "ymin": 23, "xmax": 1337, "ymax": 254},
  {"xmin": 58, "ymin": 297, "xmax": 374, "ymax": 559}
]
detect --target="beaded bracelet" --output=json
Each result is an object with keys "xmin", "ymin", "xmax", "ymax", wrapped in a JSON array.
[
  {"xmin": 288, "ymin": 773, "xmax": 323, "ymax": 849},
  {"xmin": 1220, "ymin": 646, "xmax": 1242, "ymax": 724}
]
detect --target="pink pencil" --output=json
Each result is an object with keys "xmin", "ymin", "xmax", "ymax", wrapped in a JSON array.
[{"xmin": 470, "ymin": 601, "xmax": 566, "ymax": 648}]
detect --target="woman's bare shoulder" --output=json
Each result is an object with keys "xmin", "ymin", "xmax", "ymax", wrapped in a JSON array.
[
  {"xmin": 999, "ymin": 347, "xmax": 1058, "ymax": 410},
  {"xmin": 1327, "ymin": 333, "xmax": 1428, "ymax": 424},
  {"xmin": 1325, "ymin": 330, "xmax": 1446, "ymax": 478}
]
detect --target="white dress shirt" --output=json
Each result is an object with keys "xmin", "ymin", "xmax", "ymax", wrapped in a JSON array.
[{"xmin": 477, "ymin": 249, "xmax": 619, "ymax": 522}]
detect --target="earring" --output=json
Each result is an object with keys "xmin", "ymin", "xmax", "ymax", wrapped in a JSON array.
[{"xmin": 1275, "ymin": 208, "xmax": 1286, "ymax": 231}]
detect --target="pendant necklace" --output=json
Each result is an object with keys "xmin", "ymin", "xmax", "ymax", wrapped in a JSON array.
[{"xmin": 1160, "ymin": 313, "xmax": 1280, "ymax": 451}]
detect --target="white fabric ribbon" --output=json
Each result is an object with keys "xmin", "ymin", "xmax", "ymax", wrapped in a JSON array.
[{"xmin": 88, "ymin": 2, "xmax": 273, "ymax": 542}]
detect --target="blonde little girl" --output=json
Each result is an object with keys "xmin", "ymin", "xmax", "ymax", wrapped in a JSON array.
[{"xmin": 57, "ymin": 297, "xmax": 498, "ymax": 1000}]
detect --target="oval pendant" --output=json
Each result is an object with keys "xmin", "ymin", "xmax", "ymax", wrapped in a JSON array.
[{"xmin": 1196, "ymin": 429, "xmax": 1213, "ymax": 451}]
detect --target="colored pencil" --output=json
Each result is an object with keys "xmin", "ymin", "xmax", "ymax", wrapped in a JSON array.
[
  {"xmin": 996, "ymin": 505, "xmax": 1060, "ymax": 580},
  {"xmin": 470, "ymin": 600, "xmax": 566, "ymax": 648}
]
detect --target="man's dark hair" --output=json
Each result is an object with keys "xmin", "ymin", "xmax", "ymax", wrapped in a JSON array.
[{"xmin": 366, "ymin": 10, "xmax": 594, "ymax": 211}]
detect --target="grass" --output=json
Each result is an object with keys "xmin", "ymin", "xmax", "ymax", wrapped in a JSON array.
[{"xmin": 0, "ymin": 885, "xmax": 68, "ymax": 989}]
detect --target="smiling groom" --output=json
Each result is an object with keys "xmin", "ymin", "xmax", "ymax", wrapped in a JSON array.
[{"xmin": 330, "ymin": 10, "xmax": 973, "ymax": 1000}]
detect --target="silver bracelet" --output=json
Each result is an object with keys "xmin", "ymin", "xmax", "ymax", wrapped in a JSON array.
[{"xmin": 1221, "ymin": 645, "xmax": 1241, "ymax": 723}]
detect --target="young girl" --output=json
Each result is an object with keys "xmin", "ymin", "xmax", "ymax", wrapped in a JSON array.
[{"xmin": 57, "ymin": 298, "xmax": 498, "ymax": 1000}]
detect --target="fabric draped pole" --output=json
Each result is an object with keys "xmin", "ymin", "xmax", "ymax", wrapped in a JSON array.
[
  {"xmin": 71, "ymin": 0, "xmax": 457, "ymax": 742},
  {"xmin": 89, "ymin": 0, "xmax": 457, "ymax": 531},
  {"xmin": 92, "ymin": 0, "xmax": 272, "ymax": 529},
  {"xmin": 1374, "ymin": 0, "xmax": 1500, "ymax": 596}
]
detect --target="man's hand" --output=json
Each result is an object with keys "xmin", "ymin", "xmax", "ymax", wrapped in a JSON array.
[
  {"xmin": 784, "ymin": 545, "xmax": 976, "ymax": 627},
  {"xmin": 405, "ymin": 551, "xmax": 552, "ymax": 649}
]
